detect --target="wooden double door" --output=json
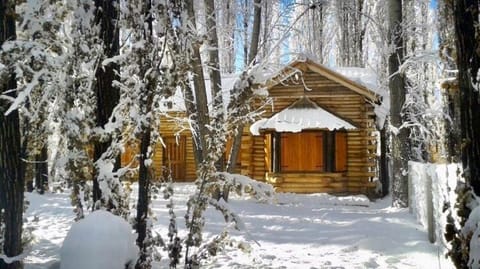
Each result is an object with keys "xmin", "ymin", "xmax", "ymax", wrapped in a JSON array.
[{"xmin": 163, "ymin": 136, "xmax": 186, "ymax": 181}]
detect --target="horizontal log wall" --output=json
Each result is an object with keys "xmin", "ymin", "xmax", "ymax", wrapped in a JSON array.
[
  {"xmin": 120, "ymin": 112, "xmax": 197, "ymax": 182},
  {"xmin": 246, "ymin": 69, "xmax": 378, "ymax": 194}
]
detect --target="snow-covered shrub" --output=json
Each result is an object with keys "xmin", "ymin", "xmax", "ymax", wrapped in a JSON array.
[{"xmin": 60, "ymin": 210, "xmax": 138, "ymax": 269}]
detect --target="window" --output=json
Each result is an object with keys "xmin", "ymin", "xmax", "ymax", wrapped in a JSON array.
[{"xmin": 272, "ymin": 131, "xmax": 347, "ymax": 173}]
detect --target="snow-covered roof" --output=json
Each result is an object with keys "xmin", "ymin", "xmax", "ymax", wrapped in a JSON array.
[
  {"xmin": 250, "ymin": 97, "xmax": 357, "ymax": 135},
  {"xmin": 262, "ymin": 57, "xmax": 381, "ymax": 104}
]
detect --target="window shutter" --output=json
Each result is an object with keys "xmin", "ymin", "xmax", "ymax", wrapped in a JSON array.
[
  {"xmin": 280, "ymin": 134, "xmax": 290, "ymax": 170},
  {"xmin": 335, "ymin": 132, "xmax": 347, "ymax": 172},
  {"xmin": 265, "ymin": 133, "xmax": 272, "ymax": 172},
  {"xmin": 280, "ymin": 132, "xmax": 324, "ymax": 172}
]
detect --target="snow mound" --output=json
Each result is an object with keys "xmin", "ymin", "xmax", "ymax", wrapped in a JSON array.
[
  {"xmin": 60, "ymin": 210, "xmax": 138, "ymax": 269},
  {"xmin": 276, "ymin": 192, "xmax": 370, "ymax": 207}
]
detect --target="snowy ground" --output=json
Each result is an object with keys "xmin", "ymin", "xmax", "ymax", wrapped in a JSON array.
[{"xmin": 24, "ymin": 184, "xmax": 453, "ymax": 269}]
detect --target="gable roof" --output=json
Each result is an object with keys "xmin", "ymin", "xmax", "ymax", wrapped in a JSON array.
[
  {"xmin": 262, "ymin": 58, "xmax": 381, "ymax": 104},
  {"xmin": 250, "ymin": 96, "xmax": 357, "ymax": 135}
]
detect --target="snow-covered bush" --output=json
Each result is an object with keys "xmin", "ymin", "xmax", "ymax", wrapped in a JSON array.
[{"xmin": 60, "ymin": 210, "xmax": 138, "ymax": 269}]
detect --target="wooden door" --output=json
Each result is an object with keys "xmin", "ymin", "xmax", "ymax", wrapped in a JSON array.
[{"xmin": 163, "ymin": 136, "xmax": 186, "ymax": 181}]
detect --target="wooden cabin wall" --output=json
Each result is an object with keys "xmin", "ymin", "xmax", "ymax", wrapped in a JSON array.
[
  {"xmin": 118, "ymin": 67, "xmax": 378, "ymax": 193},
  {"xmin": 120, "ymin": 112, "xmax": 197, "ymax": 182},
  {"xmin": 248, "ymin": 69, "xmax": 378, "ymax": 194}
]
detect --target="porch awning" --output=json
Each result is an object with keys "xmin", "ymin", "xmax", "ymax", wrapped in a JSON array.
[{"xmin": 250, "ymin": 97, "xmax": 357, "ymax": 135}]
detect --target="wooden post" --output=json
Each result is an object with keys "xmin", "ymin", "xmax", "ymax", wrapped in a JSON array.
[{"xmin": 426, "ymin": 169, "xmax": 436, "ymax": 243}]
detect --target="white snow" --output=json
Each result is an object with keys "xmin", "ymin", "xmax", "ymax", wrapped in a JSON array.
[
  {"xmin": 333, "ymin": 66, "xmax": 389, "ymax": 128},
  {"xmin": 250, "ymin": 98, "xmax": 356, "ymax": 135},
  {"xmin": 408, "ymin": 161, "xmax": 461, "ymax": 246},
  {"xmin": 333, "ymin": 67, "xmax": 379, "ymax": 91},
  {"xmin": 59, "ymin": 210, "xmax": 138, "ymax": 269},
  {"xmin": 465, "ymin": 207, "xmax": 480, "ymax": 269},
  {"xmin": 159, "ymin": 74, "xmax": 238, "ymax": 112},
  {"xmin": 23, "ymin": 184, "xmax": 453, "ymax": 269}
]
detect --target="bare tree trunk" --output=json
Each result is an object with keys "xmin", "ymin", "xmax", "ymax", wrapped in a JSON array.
[
  {"xmin": 379, "ymin": 121, "xmax": 389, "ymax": 197},
  {"xmin": 92, "ymin": 0, "xmax": 120, "ymax": 208},
  {"xmin": 135, "ymin": 109, "xmax": 152, "ymax": 269},
  {"xmin": 205, "ymin": 0, "xmax": 225, "ymax": 174},
  {"xmin": 454, "ymin": 0, "xmax": 480, "ymax": 194},
  {"xmin": 446, "ymin": 2, "xmax": 480, "ymax": 267},
  {"xmin": 336, "ymin": 0, "xmax": 365, "ymax": 67},
  {"xmin": 135, "ymin": 0, "xmax": 153, "ymax": 267},
  {"xmin": 205, "ymin": 0, "xmax": 223, "ymax": 109},
  {"xmin": 227, "ymin": 0, "xmax": 262, "ymax": 174},
  {"xmin": 248, "ymin": 0, "xmax": 261, "ymax": 65},
  {"xmin": 34, "ymin": 145, "xmax": 48, "ymax": 194},
  {"xmin": 242, "ymin": 0, "xmax": 249, "ymax": 68},
  {"xmin": 388, "ymin": 0, "xmax": 409, "ymax": 207},
  {"xmin": 0, "ymin": 1, "xmax": 24, "ymax": 268},
  {"xmin": 185, "ymin": 0, "xmax": 210, "ymax": 164}
]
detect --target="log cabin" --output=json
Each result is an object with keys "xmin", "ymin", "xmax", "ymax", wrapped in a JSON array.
[
  {"xmin": 247, "ymin": 58, "xmax": 381, "ymax": 194},
  {"xmin": 121, "ymin": 58, "xmax": 381, "ymax": 194}
]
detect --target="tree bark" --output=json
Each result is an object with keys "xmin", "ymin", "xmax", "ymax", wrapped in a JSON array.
[
  {"xmin": 336, "ymin": 0, "xmax": 365, "ymax": 67},
  {"xmin": 185, "ymin": 0, "xmax": 210, "ymax": 164},
  {"xmin": 248, "ymin": 0, "xmax": 261, "ymax": 65},
  {"xmin": 388, "ymin": 0, "xmax": 409, "ymax": 207},
  {"xmin": 135, "ymin": 1, "xmax": 155, "ymax": 267},
  {"xmin": 380, "ymin": 123, "xmax": 389, "ymax": 197},
  {"xmin": 205, "ymin": 0, "xmax": 223, "ymax": 110},
  {"xmin": 0, "ymin": 1, "xmax": 25, "ymax": 268},
  {"xmin": 135, "ymin": 115, "xmax": 152, "ymax": 269},
  {"xmin": 242, "ymin": 0, "xmax": 249, "ymax": 68},
  {"xmin": 454, "ymin": 0, "xmax": 480, "ymax": 195},
  {"xmin": 92, "ymin": 0, "xmax": 120, "ymax": 207}
]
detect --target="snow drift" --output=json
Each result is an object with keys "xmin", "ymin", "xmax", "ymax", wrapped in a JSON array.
[{"xmin": 60, "ymin": 210, "xmax": 138, "ymax": 269}]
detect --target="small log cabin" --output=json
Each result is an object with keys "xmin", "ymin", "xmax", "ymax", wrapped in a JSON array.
[
  {"xmin": 247, "ymin": 59, "xmax": 381, "ymax": 194},
  {"xmin": 121, "ymin": 58, "xmax": 381, "ymax": 194}
]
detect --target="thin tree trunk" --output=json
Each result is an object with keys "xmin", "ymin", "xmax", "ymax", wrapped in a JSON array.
[
  {"xmin": 92, "ymin": 0, "xmax": 120, "ymax": 207},
  {"xmin": 185, "ymin": 0, "xmax": 210, "ymax": 164},
  {"xmin": 0, "ymin": 1, "xmax": 24, "ymax": 268},
  {"xmin": 388, "ymin": 0, "xmax": 409, "ymax": 207},
  {"xmin": 135, "ymin": 116, "xmax": 152, "ymax": 269},
  {"xmin": 135, "ymin": 1, "xmax": 155, "ymax": 267},
  {"xmin": 243, "ymin": 0, "xmax": 248, "ymax": 68},
  {"xmin": 380, "ymin": 123, "xmax": 389, "ymax": 197},
  {"xmin": 248, "ymin": 0, "xmax": 261, "ymax": 65},
  {"xmin": 34, "ymin": 145, "xmax": 48, "ymax": 194},
  {"xmin": 226, "ymin": 0, "xmax": 262, "ymax": 174},
  {"xmin": 205, "ymin": 0, "xmax": 223, "ymax": 110},
  {"xmin": 205, "ymin": 0, "xmax": 225, "ymax": 174}
]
